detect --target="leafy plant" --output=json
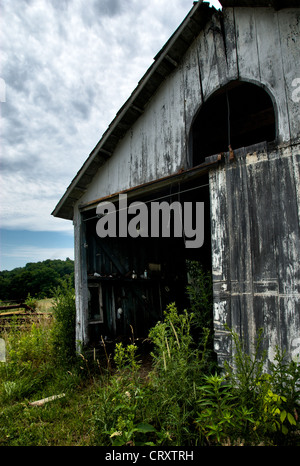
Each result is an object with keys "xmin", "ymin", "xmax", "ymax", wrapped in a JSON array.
[
  {"xmin": 195, "ymin": 373, "xmax": 255, "ymax": 444},
  {"xmin": 259, "ymin": 388, "xmax": 296, "ymax": 436},
  {"xmin": 149, "ymin": 302, "xmax": 202, "ymax": 370},
  {"xmin": 51, "ymin": 278, "xmax": 76, "ymax": 365},
  {"xmin": 24, "ymin": 293, "xmax": 38, "ymax": 310},
  {"xmin": 186, "ymin": 261, "xmax": 213, "ymax": 336},
  {"xmin": 223, "ymin": 326, "xmax": 266, "ymax": 406},
  {"xmin": 114, "ymin": 342, "xmax": 140, "ymax": 372},
  {"xmin": 1, "ymin": 281, "xmax": 299, "ymax": 446},
  {"xmin": 269, "ymin": 348, "xmax": 300, "ymax": 414},
  {"xmin": 108, "ymin": 416, "xmax": 156, "ymax": 446},
  {"xmin": 222, "ymin": 328, "xmax": 300, "ymax": 444},
  {"xmin": 148, "ymin": 303, "xmax": 210, "ymax": 445},
  {"xmin": 93, "ymin": 373, "xmax": 157, "ymax": 445}
]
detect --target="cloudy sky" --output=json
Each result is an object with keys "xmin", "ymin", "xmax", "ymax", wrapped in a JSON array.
[{"xmin": 0, "ymin": 0, "xmax": 221, "ymax": 271}]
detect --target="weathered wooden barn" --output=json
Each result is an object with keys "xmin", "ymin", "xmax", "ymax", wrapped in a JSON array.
[{"xmin": 53, "ymin": 0, "xmax": 300, "ymax": 367}]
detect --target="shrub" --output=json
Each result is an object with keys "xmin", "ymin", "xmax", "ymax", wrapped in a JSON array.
[
  {"xmin": 24, "ymin": 293, "xmax": 38, "ymax": 310},
  {"xmin": 220, "ymin": 328, "xmax": 300, "ymax": 445},
  {"xmin": 195, "ymin": 373, "xmax": 255, "ymax": 445},
  {"xmin": 114, "ymin": 342, "xmax": 141, "ymax": 372},
  {"xmin": 269, "ymin": 348, "xmax": 300, "ymax": 415},
  {"xmin": 147, "ymin": 303, "xmax": 210, "ymax": 445},
  {"xmin": 0, "ymin": 318, "xmax": 55, "ymax": 403},
  {"xmin": 223, "ymin": 326, "xmax": 266, "ymax": 406},
  {"xmin": 186, "ymin": 261, "xmax": 213, "ymax": 337},
  {"xmin": 51, "ymin": 279, "xmax": 76, "ymax": 365},
  {"xmin": 8, "ymin": 322, "xmax": 52, "ymax": 367}
]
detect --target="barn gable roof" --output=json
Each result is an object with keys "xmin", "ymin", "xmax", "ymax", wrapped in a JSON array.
[
  {"xmin": 52, "ymin": 1, "xmax": 215, "ymax": 220},
  {"xmin": 52, "ymin": 0, "xmax": 298, "ymax": 220}
]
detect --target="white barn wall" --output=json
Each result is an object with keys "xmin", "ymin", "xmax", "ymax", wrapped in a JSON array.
[
  {"xmin": 77, "ymin": 7, "xmax": 298, "ymax": 211},
  {"xmin": 73, "ymin": 7, "xmax": 300, "ymax": 358}
]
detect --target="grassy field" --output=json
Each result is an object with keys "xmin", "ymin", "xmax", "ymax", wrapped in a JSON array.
[
  {"xmin": 36, "ymin": 298, "xmax": 54, "ymax": 312},
  {"xmin": 0, "ymin": 298, "xmax": 98, "ymax": 446},
  {"xmin": 0, "ymin": 381, "xmax": 98, "ymax": 446},
  {"xmin": 0, "ymin": 298, "xmax": 299, "ymax": 447}
]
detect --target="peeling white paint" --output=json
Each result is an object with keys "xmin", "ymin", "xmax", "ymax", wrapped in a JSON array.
[
  {"xmin": 213, "ymin": 301, "xmax": 228, "ymax": 326},
  {"xmin": 79, "ymin": 8, "xmax": 299, "ymax": 207},
  {"xmin": 291, "ymin": 337, "xmax": 300, "ymax": 363},
  {"xmin": 72, "ymin": 6, "xmax": 300, "ymax": 368}
]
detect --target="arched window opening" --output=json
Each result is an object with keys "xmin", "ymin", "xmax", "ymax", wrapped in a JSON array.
[{"xmin": 192, "ymin": 81, "xmax": 276, "ymax": 166}]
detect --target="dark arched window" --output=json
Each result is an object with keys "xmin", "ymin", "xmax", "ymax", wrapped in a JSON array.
[{"xmin": 192, "ymin": 81, "xmax": 276, "ymax": 166}]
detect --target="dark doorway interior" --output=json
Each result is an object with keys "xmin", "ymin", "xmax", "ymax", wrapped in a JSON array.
[
  {"xmin": 192, "ymin": 81, "xmax": 276, "ymax": 166},
  {"xmin": 83, "ymin": 176, "xmax": 211, "ymax": 344}
]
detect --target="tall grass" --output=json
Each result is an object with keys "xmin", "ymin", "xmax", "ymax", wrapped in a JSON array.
[
  {"xmin": 0, "ymin": 272, "xmax": 299, "ymax": 446},
  {"xmin": 0, "ymin": 287, "xmax": 89, "ymax": 446},
  {"xmin": 92, "ymin": 305, "xmax": 300, "ymax": 446},
  {"xmin": 51, "ymin": 278, "xmax": 76, "ymax": 365},
  {"xmin": 0, "ymin": 280, "xmax": 78, "ymax": 408}
]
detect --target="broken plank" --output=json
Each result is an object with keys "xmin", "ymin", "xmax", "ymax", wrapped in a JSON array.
[
  {"xmin": 0, "ymin": 310, "xmax": 45, "ymax": 317},
  {"xmin": 29, "ymin": 393, "xmax": 66, "ymax": 407},
  {"xmin": 0, "ymin": 304, "xmax": 33, "ymax": 312}
]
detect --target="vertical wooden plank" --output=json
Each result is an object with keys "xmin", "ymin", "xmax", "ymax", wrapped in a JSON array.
[
  {"xmin": 212, "ymin": 15, "xmax": 229, "ymax": 89},
  {"xmin": 273, "ymin": 149, "xmax": 300, "ymax": 297},
  {"xmin": 158, "ymin": 83, "xmax": 174, "ymax": 177},
  {"xmin": 234, "ymin": 8, "xmax": 260, "ymax": 82},
  {"xmin": 212, "ymin": 11, "xmax": 235, "ymax": 88},
  {"xmin": 261, "ymin": 295, "xmax": 280, "ymax": 366},
  {"xmin": 198, "ymin": 23, "xmax": 221, "ymax": 99},
  {"xmin": 266, "ymin": 147, "xmax": 299, "ymax": 359},
  {"xmin": 246, "ymin": 149, "xmax": 281, "ymax": 360},
  {"xmin": 74, "ymin": 205, "xmax": 89, "ymax": 347},
  {"xmin": 182, "ymin": 38, "xmax": 203, "ymax": 167},
  {"xmin": 246, "ymin": 150, "xmax": 279, "ymax": 284},
  {"xmin": 226, "ymin": 151, "xmax": 252, "ymax": 287},
  {"xmin": 210, "ymin": 166, "xmax": 232, "ymax": 364},
  {"xmin": 222, "ymin": 7, "xmax": 239, "ymax": 82},
  {"xmin": 225, "ymin": 149, "xmax": 255, "ymax": 351},
  {"xmin": 280, "ymin": 296, "xmax": 300, "ymax": 363},
  {"xmin": 277, "ymin": 8, "xmax": 300, "ymax": 143},
  {"xmin": 291, "ymin": 147, "xmax": 300, "ymax": 231},
  {"xmin": 255, "ymin": 8, "xmax": 290, "ymax": 143},
  {"xmin": 172, "ymin": 63, "xmax": 186, "ymax": 172},
  {"xmin": 197, "ymin": 10, "xmax": 238, "ymax": 99},
  {"xmin": 210, "ymin": 166, "xmax": 228, "ymax": 285}
]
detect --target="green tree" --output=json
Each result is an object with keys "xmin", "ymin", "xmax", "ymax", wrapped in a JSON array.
[{"xmin": 0, "ymin": 259, "xmax": 74, "ymax": 301}]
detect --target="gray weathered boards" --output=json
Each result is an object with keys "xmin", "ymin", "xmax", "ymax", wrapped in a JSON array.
[{"xmin": 53, "ymin": 1, "xmax": 300, "ymax": 368}]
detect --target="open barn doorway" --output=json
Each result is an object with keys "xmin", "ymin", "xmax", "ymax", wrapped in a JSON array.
[{"xmin": 82, "ymin": 174, "xmax": 212, "ymax": 345}]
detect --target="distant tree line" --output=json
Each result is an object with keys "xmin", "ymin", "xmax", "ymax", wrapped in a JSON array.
[{"xmin": 0, "ymin": 258, "xmax": 74, "ymax": 301}]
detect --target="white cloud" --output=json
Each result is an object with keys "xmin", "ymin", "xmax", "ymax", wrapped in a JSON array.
[
  {"xmin": 0, "ymin": 0, "xmax": 220, "ymax": 233},
  {"xmin": 2, "ymin": 245, "xmax": 74, "ymax": 261}
]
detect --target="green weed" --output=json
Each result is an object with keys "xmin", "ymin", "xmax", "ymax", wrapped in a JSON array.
[
  {"xmin": 0, "ymin": 271, "xmax": 299, "ymax": 446},
  {"xmin": 51, "ymin": 278, "xmax": 76, "ymax": 365}
]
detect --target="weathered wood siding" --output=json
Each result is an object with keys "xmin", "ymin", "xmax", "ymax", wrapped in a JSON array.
[
  {"xmin": 74, "ymin": 6, "xmax": 300, "ymax": 364},
  {"xmin": 211, "ymin": 144, "xmax": 300, "ymax": 367},
  {"xmin": 77, "ymin": 7, "xmax": 299, "ymax": 208}
]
